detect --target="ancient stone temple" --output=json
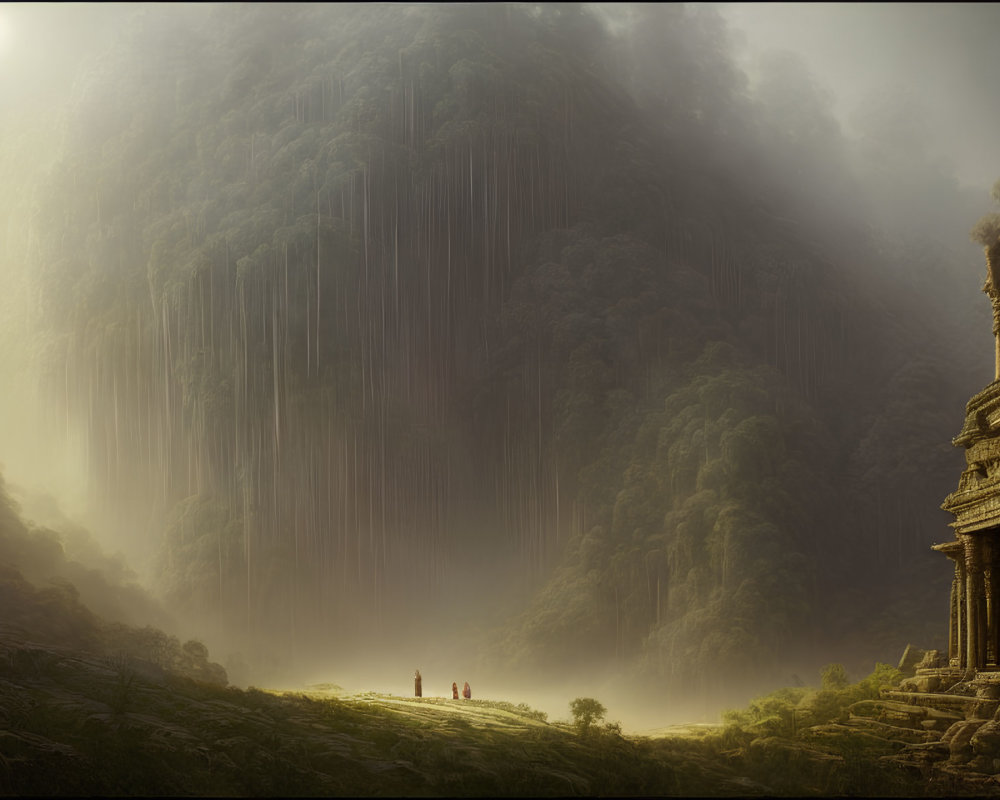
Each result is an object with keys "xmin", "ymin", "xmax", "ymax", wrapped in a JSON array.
[
  {"xmin": 938, "ymin": 386, "xmax": 1000, "ymax": 669},
  {"xmin": 856, "ymin": 221, "xmax": 1000, "ymax": 783},
  {"xmin": 937, "ymin": 246, "xmax": 1000, "ymax": 670}
]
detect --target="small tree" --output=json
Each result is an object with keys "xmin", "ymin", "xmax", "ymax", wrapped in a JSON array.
[
  {"xmin": 569, "ymin": 697, "xmax": 607, "ymax": 735},
  {"xmin": 820, "ymin": 663, "xmax": 849, "ymax": 690}
]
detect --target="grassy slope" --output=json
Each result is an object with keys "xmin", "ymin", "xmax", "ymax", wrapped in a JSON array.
[
  {"xmin": 0, "ymin": 484, "xmax": 973, "ymax": 797},
  {"xmin": 0, "ymin": 622, "xmax": 698, "ymax": 796},
  {"xmin": 3, "ymin": 618, "xmax": 968, "ymax": 798}
]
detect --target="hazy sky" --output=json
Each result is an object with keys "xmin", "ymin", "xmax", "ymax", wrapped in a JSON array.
[
  {"xmin": 717, "ymin": 2, "xmax": 1000, "ymax": 190},
  {"xmin": 2, "ymin": 2, "xmax": 997, "ymax": 191},
  {"xmin": 0, "ymin": 3, "xmax": 123, "ymax": 115}
]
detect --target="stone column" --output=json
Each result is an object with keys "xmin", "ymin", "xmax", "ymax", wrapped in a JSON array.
[
  {"xmin": 937, "ymin": 542, "xmax": 967, "ymax": 667},
  {"xmin": 995, "ymin": 334, "xmax": 1000, "ymax": 381},
  {"xmin": 982, "ymin": 528, "xmax": 1000, "ymax": 669},
  {"xmin": 951, "ymin": 564, "xmax": 961, "ymax": 665},
  {"xmin": 966, "ymin": 534, "xmax": 986, "ymax": 670},
  {"xmin": 957, "ymin": 556, "xmax": 967, "ymax": 668},
  {"xmin": 987, "ymin": 566, "xmax": 995, "ymax": 667}
]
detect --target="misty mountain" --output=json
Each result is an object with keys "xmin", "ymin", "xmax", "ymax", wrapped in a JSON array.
[
  {"xmin": 0, "ymin": 473, "xmax": 227, "ymax": 685},
  {"xmin": 0, "ymin": 2, "xmax": 990, "ymax": 713}
]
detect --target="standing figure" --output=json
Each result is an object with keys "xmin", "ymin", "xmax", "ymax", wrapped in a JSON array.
[
  {"xmin": 452, "ymin": 681, "xmax": 459, "ymax": 700},
  {"xmin": 462, "ymin": 681, "xmax": 471, "ymax": 699},
  {"xmin": 415, "ymin": 669, "xmax": 422, "ymax": 697}
]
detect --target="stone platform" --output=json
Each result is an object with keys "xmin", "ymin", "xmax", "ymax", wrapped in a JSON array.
[{"xmin": 840, "ymin": 649, "xmax": 1000, "ymax": 783}]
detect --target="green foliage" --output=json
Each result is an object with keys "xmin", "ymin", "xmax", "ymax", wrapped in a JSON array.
[
  {"xmin": 724, "ymin": 662, "xmax": 904, "ymax": 740},
  {"xmin": 722, "ymin": 685, "xmax": 809, "ymax": 739},
  {"xmin": 500, "ymin": 337, "xmax": 832, "ymax": 692},
  {"xmin": 714, "ymin": 661, "xmax": 929, "ymax": 796},
  {"xmin": 570, "ymin": 697, "xmax": 607, "ymax": 734},
  {"xmin": 820, "ymin": 662, "xmax": 849, "ymax": 690}
]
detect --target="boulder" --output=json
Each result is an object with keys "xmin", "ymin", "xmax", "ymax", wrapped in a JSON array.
[
  {"xmin": 942, "ymin": 719, "xmax": 987, "ymax": 764},
  {"xmin": 972, "ymin": 718, "xmax": 1000, "ymax": 758},
  {"xmin": 968, "ymin": 754, "xmax": 1000, "ymax": 774}
]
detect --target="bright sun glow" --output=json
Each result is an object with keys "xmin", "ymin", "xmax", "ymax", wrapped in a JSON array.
[{"xmin": 0, "ymin": 14, "xmax": 12, "ymax": 55}]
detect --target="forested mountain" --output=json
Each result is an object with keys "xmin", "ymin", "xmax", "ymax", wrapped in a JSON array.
[{"xmin": 0, "ymin": 3, "xmax": 989, "ymax": 712}]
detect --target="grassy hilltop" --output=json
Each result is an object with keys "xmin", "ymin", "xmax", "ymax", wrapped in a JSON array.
[{"xmin": 2, "ymin": 620, "xmax": 978, "ymax": 797}]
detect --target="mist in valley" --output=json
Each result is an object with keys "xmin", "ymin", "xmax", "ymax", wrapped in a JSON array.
[{"xmin": 0, "ymin": 2, "xmax": 995, "ymax": 739}]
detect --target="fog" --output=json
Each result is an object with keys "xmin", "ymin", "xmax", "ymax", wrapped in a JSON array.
[
  {"xmin": 718, "ymin": 2, "xmax": 1000, "ymax": 191},
  {"xmin": 0, "ymin": 2, "xmax": 995, "ymax": 735}
]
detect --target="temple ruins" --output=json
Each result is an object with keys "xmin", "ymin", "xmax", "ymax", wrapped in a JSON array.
[
  {"xmin": 937, "ymin": 240, "xmax": 1000, "ymax": 671},
  {"xmin": 777, "ymin": 219, "xmax": 1000, "ymax": 781},
  {"xmin": 938, "ymin": 386, "xmax": 1000, "ymax": 669}
]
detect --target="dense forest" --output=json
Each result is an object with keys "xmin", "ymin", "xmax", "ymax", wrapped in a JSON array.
[{"xmin": 0, "ymin": 2, "xmax": 991, "ymax": 716}]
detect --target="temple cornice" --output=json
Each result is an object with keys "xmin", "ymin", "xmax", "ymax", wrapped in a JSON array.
[
  {"xmin": 943, "ymin": 484, "xmax": 1000, "ymax": 534},
  {"xmin": 954, "ymin": 379, "xmax": 1000, "ymax": 447}
]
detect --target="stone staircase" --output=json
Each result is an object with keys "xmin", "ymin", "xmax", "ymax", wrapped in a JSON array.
[{"xmin": 823, "ymin": 657, "xmax": 1000, "ymax": 785}]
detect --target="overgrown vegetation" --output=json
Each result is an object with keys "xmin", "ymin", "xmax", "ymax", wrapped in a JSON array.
[{"xmin": 722, "ymin": 662, "xmax": 902, "ymax": 740}]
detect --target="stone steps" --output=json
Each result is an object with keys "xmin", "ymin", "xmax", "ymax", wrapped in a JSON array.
[
  {"xmin": 881, "ymin": 690, "xmax": 986, "ymax": 715},
  {"xmin": 843, "ymin": 715, "xmax": 938, "ymax": 743}
]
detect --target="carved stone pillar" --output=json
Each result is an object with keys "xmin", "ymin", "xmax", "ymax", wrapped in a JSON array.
[
  {"xmin": 989, "ymin": 534, "xmax": 1000, "ymax": 667},
  {"xmin": 987, "ymin": 565, "xmax": 995, "ymax": 666},
  {"xmin": 966, "ymin": 534, "xmax": 986, "ymax": 669},
  {"xmin": 958, "ymin": 556, "xmax": 967, "ymax": 668},
  {"xmin": 939, "ymin": 542, "xmax": 968, "ymax": 667},
  {"xmin": 951, "ymin": 562, "xmax": 961, "ymax": 665}
]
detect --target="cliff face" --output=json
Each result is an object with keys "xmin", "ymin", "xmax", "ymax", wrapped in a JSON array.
[{"xmin": 1, "ymin": 2, "xmax": 988, "ymax": 696}]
